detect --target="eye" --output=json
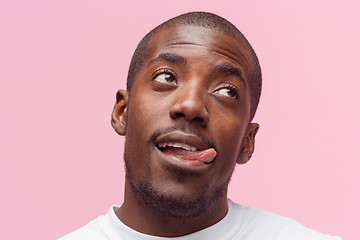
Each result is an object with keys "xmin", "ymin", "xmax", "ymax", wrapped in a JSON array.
[
  {"xmin": 213, "ymin": 85, "xmax": 239, "ymax": 99},
  {"xmin": 153, "ymin": 69, "xmax": 177, "ymax": 85}
]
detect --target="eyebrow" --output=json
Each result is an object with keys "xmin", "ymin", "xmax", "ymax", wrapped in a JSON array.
[
  {"xmin": 148, "ymin": 53, "xmax": 245, "ymax": 85},
  {"xmin": 148, "ymin": 53, "xmax": 187, "ymax": 66},
  {"xmin": 210, "ymin": 64, "xmax": 246, "ymax": 85}
]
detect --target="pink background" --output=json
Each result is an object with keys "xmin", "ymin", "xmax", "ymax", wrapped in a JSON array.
[{"xmin": 1, "ymin": 0, "xmax": 359, "ymax": 239}]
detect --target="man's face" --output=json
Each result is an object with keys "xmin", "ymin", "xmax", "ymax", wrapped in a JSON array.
[{"xmin": 115, "ymin": 24, "xmax": 258, "ymax": 218}]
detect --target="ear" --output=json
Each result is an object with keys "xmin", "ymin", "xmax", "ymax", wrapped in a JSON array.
[
  {"xmin": 111, "ymin": 90, "xmax": 129, "ymax": 136},
  {"xmin": 236, "ymin": 123, "xmax": 259, "ymax": 164}
]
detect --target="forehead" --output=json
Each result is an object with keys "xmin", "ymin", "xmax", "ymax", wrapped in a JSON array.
[{"xmin": 145, "ymin": 24, "xmax": 254, "ymax": 79}]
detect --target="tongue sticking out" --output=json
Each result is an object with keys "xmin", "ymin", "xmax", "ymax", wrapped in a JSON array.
[{"xmin": 162, "ymin": 147, "xmax": 217, "ymax": 163}]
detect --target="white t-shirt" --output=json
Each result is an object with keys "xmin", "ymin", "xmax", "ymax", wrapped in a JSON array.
[{"xmin": 59, "ymin": 200, "xmax": 342, "ymax": 240}]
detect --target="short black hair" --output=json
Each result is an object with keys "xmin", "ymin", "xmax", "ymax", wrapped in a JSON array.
[{"xmin": 127, "ymin": 12, "xmax": 262, "ymax": 120}]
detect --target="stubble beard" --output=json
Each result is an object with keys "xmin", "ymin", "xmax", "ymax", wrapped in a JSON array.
[{"xmin": 124, "ymin": 153, "xmax": 231, "ymax": 220}]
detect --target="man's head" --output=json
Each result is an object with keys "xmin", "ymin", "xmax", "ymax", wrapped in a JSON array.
[{"xmin": 112, "ymin": 12, "xmax": 261, "ymax": 220}]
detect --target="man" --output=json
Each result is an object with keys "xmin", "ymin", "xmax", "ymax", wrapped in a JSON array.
[{"xmin": 60, "ymin": 12, "xmax": 341, "ymax": 240}]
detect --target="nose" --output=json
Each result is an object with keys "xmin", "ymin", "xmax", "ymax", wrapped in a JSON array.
[{"xmin": 169, "ymin": 86, "xmax": 209, "ymax": 127}]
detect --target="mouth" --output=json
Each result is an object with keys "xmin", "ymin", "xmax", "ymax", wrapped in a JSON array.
[{"xmin": 155, "ymin": 131, "xmax": 217, "ymax": 164}]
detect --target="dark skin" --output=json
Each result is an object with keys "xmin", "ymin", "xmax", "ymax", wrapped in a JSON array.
[{"xmin": 111, "ymin": 24, "xmax": 259, "ymax": 237}]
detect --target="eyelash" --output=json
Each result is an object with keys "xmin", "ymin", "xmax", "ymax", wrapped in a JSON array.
[
  {"xmin": 214, "ymin": 84, "xmax": 239, "ymax": 99},
  {"xmin": 152, "ymin": 69, "xmax": 177, "ymax": 82}
]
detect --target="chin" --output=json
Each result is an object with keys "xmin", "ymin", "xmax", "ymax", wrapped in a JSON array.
[
  {"xmin": 124, "ymin": 150, "xmax": 230, "ymax": 219},
  {"xmin": 128, "ymin": 174, "xmax": 228, "ymax": 219}
]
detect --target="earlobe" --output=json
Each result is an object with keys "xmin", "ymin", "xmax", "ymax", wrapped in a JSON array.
[
  {"xmin": 111, "ymin": 90, "xmax": 129, "ymax": 136},
  {"xmin": 236, "ymin": 123, "xmax": 259, "ymax": 164}
]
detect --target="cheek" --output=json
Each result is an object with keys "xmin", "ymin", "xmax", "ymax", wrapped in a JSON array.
[
  {"xmin": 210, "ymin": 111, "xmax": 247, "ymax": 171},
  {"xmin": 211, "ymin": 106, "xmax": 247, "ymax": 142},
  {"xmin": 126, "ymin": 93, "xmax": 171, "ymax": 139}
]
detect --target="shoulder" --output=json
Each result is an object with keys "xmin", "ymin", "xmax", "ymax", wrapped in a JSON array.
[
  {"xmin": 58, "ymin": 215, "xmax": 108, "ymax": 240},
  {"xmin": 228, "ymin": 200, "xmax": 342, "ymax": 240}
]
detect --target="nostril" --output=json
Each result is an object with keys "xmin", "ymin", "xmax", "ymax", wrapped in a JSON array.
[
  {"xmin": 175, "ymin": 112, "xmax": 186, "ymax": 118},
  {"xmin": 173, "ymin": 113, "xmax": 204, "ymax": 123},
  {"xmin": 193, "ymin": 117, "xmax": 203, "ymax": 122}
]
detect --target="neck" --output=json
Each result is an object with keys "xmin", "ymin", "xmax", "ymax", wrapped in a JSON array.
[{"xmin": 115, "ymin": 181, "xmax": 229, "ymax": 237}]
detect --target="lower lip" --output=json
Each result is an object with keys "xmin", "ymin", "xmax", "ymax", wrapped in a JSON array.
[{"xmin": 154, "ymin": 147, "xmax": 215, "ymax": 172}]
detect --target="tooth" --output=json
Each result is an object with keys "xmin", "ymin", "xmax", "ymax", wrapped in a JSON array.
[
  {"xmin": 173, "ymin": 142, "xmax": 182, "ymax": 148},
  {"xmin": 159, "ymin": 142, "xmax": 198, "ymax": 151},
  {"xmin": 185, "ymin": 144, "xmax": 193, "ymax": 151},
  {"xmin": 181, "ymin": 143, "xmax": 190, "ymax": 150},
  {"xmin": 181, "ymin": 143, "xmax": 190, "ymax": 151},
  {"xmin": 174, "ymin": 143, "xmax": 187, "ymax": 150},
  {"xmin": 177, "ymin": 143, "xmax": 196, "ymax": 151}
]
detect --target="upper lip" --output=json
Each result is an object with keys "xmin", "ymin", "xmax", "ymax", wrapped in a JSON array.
[{"xmin": 154, "ymin": 131, "xmax": 213, "ymax": 151}]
